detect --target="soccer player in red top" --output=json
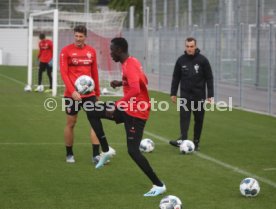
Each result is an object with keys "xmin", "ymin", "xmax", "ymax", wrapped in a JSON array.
[
  {"xmin": 35, "ymin": 33, "xmax": 53, "ymax": 92},
  {"xmin": 60, "ymin": 25, "xmax": 114, "ymax": 165},
  {"xmin": 108, "ymin": 37, "xmax": 166, "ymax": 197}
]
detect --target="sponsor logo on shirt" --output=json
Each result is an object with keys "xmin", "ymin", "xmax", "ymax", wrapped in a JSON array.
[
  {"xmin": 182, "ymin": 65, "xmax": 188, "ymax": 70},
  {"xmin": 71, "ymin": 58, "xmax": 92, "ymax": 65}
]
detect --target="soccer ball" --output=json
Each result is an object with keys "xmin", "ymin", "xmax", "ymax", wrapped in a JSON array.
[
  {"xmin": 74, "ymin": 75, "xmax": 95, "ymax": 95},
  {"xmin": 139, "ymin": 138, "xmax": 155, "ymax": 153},
  {"xmin": 159, "ymin": 195, "xmax": 182, "ymax": 209},
  {"xmin": 24, "ymin": 85, "xmax": 32, "ymax": 92},
  {"xmin": 239, "ymin": 177, "xmax": 260, "ymax": 197},
  {"xmin": 101, "ymin": 87, "xmax": 109, "ymax": 95},
  {"xmin": 179, "ymin": 140, "xmax": 195, "ymax": 154}
]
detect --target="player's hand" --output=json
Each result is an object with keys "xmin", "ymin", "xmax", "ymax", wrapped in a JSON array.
[
  {"xmin": 72, "ymin": 91, "xmax": 81, "ymax": 101},
  {"xmin": 110, "ymin": 80, "xmax": 122, "ymax": 89},
  {"xmin": 96, "ymin": 96, "xmax": 99, "ymax": 101},
  {"xmin": 171, "ymin": 96, "xmax": 177, "ymax": 103},
  {"xmin": 206, "ymin": 97, "xmax": 213, "ymax": 103}
]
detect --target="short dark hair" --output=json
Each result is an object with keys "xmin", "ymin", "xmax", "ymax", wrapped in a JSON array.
[
  {"xmin": 74, "ymin": 25, "xmax": 87, "ymax": 36},
  {"xmin": 111, "ymin": 37, "xmax": 128, "ymax": 53},
  {"xmin": 186, "ymin": 37, "xmax": 197, "ymax": 45},
  {"xmin": 39, "ymin": 33, "xmax": 45, "ymax": 40}
]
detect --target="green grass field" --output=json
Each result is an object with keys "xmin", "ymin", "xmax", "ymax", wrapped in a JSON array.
[{"xmin": 0, "ymin": 66, "xmax": 276, "ymax": 209}]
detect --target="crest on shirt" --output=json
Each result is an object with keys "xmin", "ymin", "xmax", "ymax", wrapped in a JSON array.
[
  {"xmin": 87, "ymin": 52, "xmax": 92, "ymax": 59},
  {"xmin": 72, "ymin": 58, "xmax": 78, "ymax": 65},
  {"xmin": 194, "ymin": 64, "xmax": 199, "ymax": 73}
]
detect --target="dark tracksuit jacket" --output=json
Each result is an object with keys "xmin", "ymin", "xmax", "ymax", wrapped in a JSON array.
[
  {"xmin": 170, "ymin": 48, "xmax": 214, "ymax": 141},
  {"xmin": 170, "ymin": 48, "xmax": 214, "ymax": 100}
]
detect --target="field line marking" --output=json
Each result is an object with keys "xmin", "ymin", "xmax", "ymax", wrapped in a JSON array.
[
  {"xmin": 1, "ymin": 71, "xmax": 275, "ymax": 188},
  {"xmin": 0, "ymin": 72, "xmax": 26, "ymax": 85},
  {"xmin": 263, "ymin": 168, "xmax": 276, "ymax": 171},
  {"xmin": 0, "ymin": 142, "xmax": 129, "ymax": 146},
  {"xmin": 144, "ymin": 130, "xmax": 276, "ymax": 189}
]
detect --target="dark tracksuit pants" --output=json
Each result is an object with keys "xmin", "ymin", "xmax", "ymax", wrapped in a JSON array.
[
  {"xmin": 180, "ymin": 99, "xmax": 205, "ymax": 144},
  {"xmin": 38, "ymin": 62, "xmax": 52, "ymax": 88},
  {"xmin": 85, "ymin": 101, "xmax": 163, "ymax": 186}
]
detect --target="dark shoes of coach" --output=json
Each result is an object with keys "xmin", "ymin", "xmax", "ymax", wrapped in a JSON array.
[
  {"xmin": 194, "ymin": 140, "xmax": 200, "ymax": 151},
  {"xmin": 169, "ymin": 138, "xmax": 183, "ymax": 147},
  {"xmin": 170, "ymin": 138, "xmax": 201, "ymax": 151},
  {"xmin": 194, "ymin": 143, "xmax": 200, "ymax": 151}
]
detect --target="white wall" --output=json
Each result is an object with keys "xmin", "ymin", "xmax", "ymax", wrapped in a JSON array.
[{"xmin": 0, "ymin": 28, "xmax": 28, "ymax": 66}]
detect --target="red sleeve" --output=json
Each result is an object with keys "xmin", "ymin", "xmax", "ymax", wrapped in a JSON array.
[
  {"xmin": 60, "ymin": 48, "xmax": 75, "ymax": 95},
  {"xmin": 91, "ymin": 50, "xmax": 100, "ymax": 97}
]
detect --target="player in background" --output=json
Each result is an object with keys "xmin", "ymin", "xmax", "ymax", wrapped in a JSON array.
[
  {"xmin": 59, "ymin": 25, "xmax": 114, "ymax": 164},
  {"xmin": 107, "ymin": 37, "xmax": 166, "ymax": 197},
  {"xmin": 35, "ymin": 33, "xmax": 53, "ymax": 93}
]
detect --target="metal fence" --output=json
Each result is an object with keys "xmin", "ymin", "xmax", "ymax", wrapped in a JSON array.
[
  {"xmin": 123, "ymin": 0, "xmax": 276, "ymax": 116},
  {"xmin": 0, "ymin": 0, "xmax": 275, "ymax": 115}
]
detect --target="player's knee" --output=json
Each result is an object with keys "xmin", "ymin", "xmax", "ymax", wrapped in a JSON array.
[{"xmin": 66, "ymin": 119, "xmax": 77, "ymax": 129}]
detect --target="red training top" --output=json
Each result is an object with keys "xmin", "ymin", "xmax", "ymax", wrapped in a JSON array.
[
  {"xmin": 117, "ymin": 56, "xmax": 150, "ymax": 120},
  {"xmin": 38, "ymin": 39, "xmax": 53, "ymax": 63},
  {"xmin": 59, "ymin": 44, "xmax": 100, "ymax": 98}
]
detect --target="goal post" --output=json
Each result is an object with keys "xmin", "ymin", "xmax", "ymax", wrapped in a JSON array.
[
  {"xmin": 27, "ymin": 9, "xmax": 59, "ymax": 96},
  {"xmin": 26, "ymin": 10, "xmax": 127, "ymax": 97}
]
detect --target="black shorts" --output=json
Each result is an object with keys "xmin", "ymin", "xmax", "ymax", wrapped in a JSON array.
[
  {"xmin": 121, "ymin": 111, "xmax": 146, "ymax": 141},
  {"xmin": 63, "ymin": 96, "xmax": 97, "ymax": 115}
]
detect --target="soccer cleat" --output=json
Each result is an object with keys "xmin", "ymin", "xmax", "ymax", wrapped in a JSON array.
[
  {"xmin": 66, "ymin": 155, "xmax": 75, "ymax": 163},
  {"xmin": 44, "ymin": 89, "xmax": 52, "ymax": 93},
  {"xmin": 106, "ymin": 146, "xmax": 116, "ymax": 157},
  {"xmin": 169, "ymin": 138, "xmax": 183, "ymax": 147},
  {"xmin": 92, "ymin": 155, "xmax": 101, "ymax": 165},
  {"xmin": 95, "ymin": 152, "xmax": 111, "ymax": 169},
  {"xmin": 144, "ymin": 184, "xmax": 167, "ymax": 197},
  {"xmin": 194, "ymin": 144, "xmax": 200, "ymax": 151},
  {"xmin": 92, "ymin": 146, "xmax": 115, "ymax": 165},
  {"xmin": 92, "ymin": 155, "xmax": 110, "ymax": 165},
  {"xmin": 194, "ymin": 140, "xmax": 200, "ymax": 151}
]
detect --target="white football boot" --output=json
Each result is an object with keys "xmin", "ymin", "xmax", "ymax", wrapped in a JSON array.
[
  {"xmin": 66, "ymin": 155, "xmax": 75, "ymax": 163},
  {"xmin": 144, "ymin": 184, "xmax": 166, "ymax": 197}
]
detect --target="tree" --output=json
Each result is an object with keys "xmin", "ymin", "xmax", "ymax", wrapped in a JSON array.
[{"xmin": 108, "ymin": 0, "xmax": 143, "ymax": 26}]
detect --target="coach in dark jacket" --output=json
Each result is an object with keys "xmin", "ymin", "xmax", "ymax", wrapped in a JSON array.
[{"xmin": 170, "ymin": 37, "xmax": 214, "ymax": 151}]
